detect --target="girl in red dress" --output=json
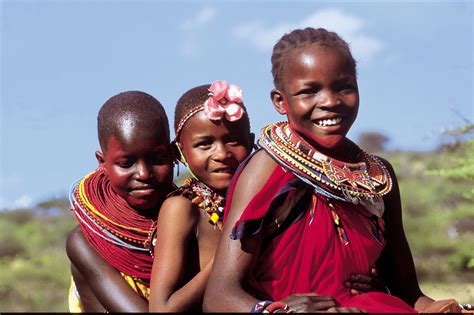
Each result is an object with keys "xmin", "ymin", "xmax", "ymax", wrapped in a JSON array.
[{"xmin": 204, "ymin": 28, "xmax": 462, "ymax": 313}]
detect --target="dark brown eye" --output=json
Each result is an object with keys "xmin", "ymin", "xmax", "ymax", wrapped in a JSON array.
[{"xmin": 117, "ymin": 159, "xmax": 134, "ymax": 168}]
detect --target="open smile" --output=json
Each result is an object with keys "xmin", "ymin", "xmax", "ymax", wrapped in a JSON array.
[
  {"xmin": 314, "ymin": 117, "xmax": 342, "ymax": 127},
  {"xmin": 211, "ymin": 167, "xmax": 233, "ymax": 174}
]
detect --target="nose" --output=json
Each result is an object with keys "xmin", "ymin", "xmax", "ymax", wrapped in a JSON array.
[
  {"xmin": 212, "ymin": 142, "xmax": 232, "ymax": 161},
  {"xmin": 317, "ymin": 90, "xmax": 340, "ymax": 108},
  {"xmin": 134, "ymin": 161, "xmax": 153, "ymax": 181}
]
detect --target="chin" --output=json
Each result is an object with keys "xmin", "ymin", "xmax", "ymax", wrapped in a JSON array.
[{"xmin": 129, "ymin": 197, "xmax": 161, "ymax": 212}]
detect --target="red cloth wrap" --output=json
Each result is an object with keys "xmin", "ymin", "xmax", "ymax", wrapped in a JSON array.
[{"xmin": 227, "ymin": 164, "xmax": 416, "ymax": 313}]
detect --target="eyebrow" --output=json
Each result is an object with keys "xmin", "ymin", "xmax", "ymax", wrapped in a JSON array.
[{"xmin": 191, "ymin": 135, "xmax": 213, "ymax": 142}]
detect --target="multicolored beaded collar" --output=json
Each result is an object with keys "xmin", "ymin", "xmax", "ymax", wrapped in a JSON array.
[
  {"xmin": 258, "ymin": 122, "xmax": 392, "ymax": 216},
  {"xmin": 170, "ymin": 177, "xmax": 225, "ymax": 230}
]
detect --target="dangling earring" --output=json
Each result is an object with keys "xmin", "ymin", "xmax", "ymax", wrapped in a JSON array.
[
  {"xmin": 175, "ymin": 141, "xmax": 199, "ymax": 181},
  {"xmin": 175, "ymin": 160, "xmax": 180, "ymax": 177}
]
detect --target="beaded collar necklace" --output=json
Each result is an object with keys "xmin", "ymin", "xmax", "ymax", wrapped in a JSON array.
[
  {"xmin": 69, "ymin": 169, "xmax": 156, "ymax": 284},
  {"xmin": 179, "ymin": 178, "xmax": 225, "ymax": 231},
  {"xmin": 258, "ymin": 122, "xmax": 392, "ymax": 211}
]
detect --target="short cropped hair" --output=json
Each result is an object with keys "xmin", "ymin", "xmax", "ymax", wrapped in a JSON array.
[{"xmin": 97, "ymin": 91, "xmax": 169, "ymax": 151}]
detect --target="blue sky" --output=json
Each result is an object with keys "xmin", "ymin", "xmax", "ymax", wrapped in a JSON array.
[{"xmin": 1, "ymin": 0, "xmax": 473, "ymax": 210}]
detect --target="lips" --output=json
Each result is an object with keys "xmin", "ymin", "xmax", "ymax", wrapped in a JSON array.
[
  {"xmin": 129, "ymin": 185, "xmax": 156, "ymax": 197},
  {"xmin": 211, "ymin": 166, "xmax": 233, "ymax": 174}
]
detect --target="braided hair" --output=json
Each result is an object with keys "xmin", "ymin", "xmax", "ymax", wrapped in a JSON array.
[
  {"xmin": 271, "ymin": 27, "xmax": 357, "ymax": 90},
  {"xmin": 98, "ymin": 91, "xmax": 169, "ymax": 152},
  {"xmin": 174, "ymin": 84, "xmax": 251, "ymax": 141}
]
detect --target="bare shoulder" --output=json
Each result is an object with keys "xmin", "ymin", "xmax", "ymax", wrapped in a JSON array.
[
  {"xmin": 66, "ymin": 225, "xmax": 88, "ymax": 262},
  {"xmin": 237, "ymin": 150, "xmax": 278, "ymax": 194},
  {"xmin": 226, "ymin": 151, "xmax": 278, "ymax": 224},
  {"xmin": 66, "ymin": 225, "xmax": 113, "ymax": 277},
  {"xmin": 159, "ymin": 195, "xmax": 198, "ymax": 222},
  {"xmin": 156, "ymin": 195, "xmax": 199, "ymax": 240}
]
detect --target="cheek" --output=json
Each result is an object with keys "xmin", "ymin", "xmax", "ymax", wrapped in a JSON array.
[
  {"xmin": 154, "ymin": 164, "xmax": 173, "ymax": 181},
  {"xmin": 184, "ymin": 149, "xmax": 207, "ymax": 171},
  {"xmin": 233, "ymin": 147, "xmax": 251, "ymax": 163}
]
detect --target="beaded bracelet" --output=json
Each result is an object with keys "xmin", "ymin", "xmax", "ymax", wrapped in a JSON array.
[
  {"xmin": 250, "ymin": 300, "xmax": 273, "ymax": 313},
  {"xmin": 263, "ymin": 301, "xmax": 290, "ymax": 313}
]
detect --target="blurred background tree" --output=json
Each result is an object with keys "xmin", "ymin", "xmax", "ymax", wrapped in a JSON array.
[{"xmin": 358, "ymin": 131, "xmax": 390, "ymax": 154}]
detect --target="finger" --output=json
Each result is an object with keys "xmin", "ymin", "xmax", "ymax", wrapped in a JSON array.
[
  {"xmin": 344, "ymin": 281, "xmax": 352, "ymax": 288},
  {"xmin": 335, "ymin": 307, "xmax": 353, "ymax": 313},
  {"xmin": 350, "ymin": 274, "xmax": 373, "ymax": 284},
  {"xmin": 350, "ymin": 289, "xmax": 359, "ymax": 296},
  {"xmin": 288, "ymin": 299, "xmax": 338, "ymax": 312},
  {"xmin": 293, "ymin": 292, "xmax": 320, "ymax": 297},
  {"xmin": 370, "ymin": 267, "xmax": 378, "ymax": 277},
  {"xmin": 351, "ymin": 283, "xmax": 372, "ymax": 292},
  {"xmin": 325, "ymin": 307, "xmax": 339, "ymax": 313}
]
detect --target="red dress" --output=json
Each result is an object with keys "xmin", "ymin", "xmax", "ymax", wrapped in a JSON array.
[{"xmin": 227, "ymin": 164, "xmax": 416, "ymax": 313}]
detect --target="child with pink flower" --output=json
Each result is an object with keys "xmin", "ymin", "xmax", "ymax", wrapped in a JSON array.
[{"xmin": 148, "ymin": 81, "xmax": 255, "ymax": 312}]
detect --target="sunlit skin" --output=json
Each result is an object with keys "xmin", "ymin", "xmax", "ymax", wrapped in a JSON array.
[
  {"xmin": 67, "ymin": 113, "xmax": 174, "ymax": 312},
  {"xmin": 95, "ymin": 123, "xmax": 173, "ymax": 212},
  {"xmin": 178, "ymin": 110, "xmax": 253, "ymax": 194},
  {"xmin": 149, "ymin": 110, "xmax": 254, "ymax": 312},
  {"xmin": 203, "ymin": 42, "xmax": 435, "ymax": 312},
  {"xmin": 272, "ymin": 44, "xmax": 359, "ymax": 161}
]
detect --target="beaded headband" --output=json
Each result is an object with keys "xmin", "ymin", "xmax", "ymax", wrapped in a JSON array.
[{"xmin": 175, "ymin": 80, "xmax": 245, "ymax": 138}]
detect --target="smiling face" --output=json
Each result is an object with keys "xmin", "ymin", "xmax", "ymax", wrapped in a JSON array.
[
  {"xmin": 272, "ymin": 43, "xmax": 359, "ymax": 154},
  {"xmin": 96, "ymin": 122, "xmax": 173, "ymax": 212},
  {"xmin": 178, "ymin": 110, "xmax": 252, "ymax": 194}
]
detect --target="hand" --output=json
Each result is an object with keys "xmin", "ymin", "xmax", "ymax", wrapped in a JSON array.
[
  {"xmin": 344, "ymin": 267, "xmax": 388, "ymax": 296},
  {"xmin": 280, "ymin": 293, "xmax": 339, "ymax": 312},
  {"xmin": 326, "ymin": 306, "xmax": 367, "ymax": 313},
  {"xmin": 418, "ymin": 299, "xmax": 463, "ymax": 313}
]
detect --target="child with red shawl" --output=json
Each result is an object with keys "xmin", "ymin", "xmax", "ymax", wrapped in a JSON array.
[{"xmin": 203, "ymin": 28, "xmax": 463, "ymax": 313}]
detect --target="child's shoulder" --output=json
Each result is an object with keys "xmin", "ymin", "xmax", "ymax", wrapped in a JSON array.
[{"xmin": 240, "ymin": 150, "xmax": 278, "ymax": 181}]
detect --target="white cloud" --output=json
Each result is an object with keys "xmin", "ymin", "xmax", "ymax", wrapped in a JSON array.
[
  {"xmin": 232, "ymin": 8, "xmax": 383, "ymax": 64},
  {"xmin": 0, "ymin": 194, "xmax": 33, "ymax": 211},
  {"xmin": 181, "ymin": 7, "xmax": 217, "ymax": 31},
  {"xmin": 13, "ymin": 195, "xmax": 33, "ymax": 208}
]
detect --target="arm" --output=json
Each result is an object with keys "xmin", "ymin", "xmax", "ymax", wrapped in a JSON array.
[
  {"xmin": 375, "ymin": 158, "xmax": 433, "ymax": 310},
  {"xmin": 66, "ymin": 226, "xmax": 148, "ymax": 312},
  {"xmin": 203, "ymin": 151, "xmax": 275, "ymax": 312},
  {"xmin": 203, "ymin": 151, "xmax": 342, "ymax": 312},
  {"xmin": 70, "ymin": 261, "xmax": 105, "ymax": 312},
  {"xmin": 148, "ymin": 196, "xmax": 211, "ymax": 312}
]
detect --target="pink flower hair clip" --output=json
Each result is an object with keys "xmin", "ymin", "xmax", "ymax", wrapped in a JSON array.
[{"xmin": 203, "ymin": 80, "xmax": 245, "ymax": 122}]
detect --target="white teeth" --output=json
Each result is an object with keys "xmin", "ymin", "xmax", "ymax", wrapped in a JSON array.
[{"xmin": 316, "ymin": 117, "xmax": 342, "ymax": 127}]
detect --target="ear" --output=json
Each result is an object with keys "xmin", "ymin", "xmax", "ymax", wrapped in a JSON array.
[
  {"xmin": 95, "ymin": 151, "xmax": 106, "ymax": 171},
  {"xmin": 271, "ymin": 89, "xmax": 286, "ymax": 115}
]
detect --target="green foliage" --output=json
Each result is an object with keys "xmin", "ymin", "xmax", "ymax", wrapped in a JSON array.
[
  {"xmin": 381, "ymin": 124, "xmax": 474, "ymax": 284},
  {"xmin": 0, "ymin": 207, "xmax": 76, "ymax": 312}
]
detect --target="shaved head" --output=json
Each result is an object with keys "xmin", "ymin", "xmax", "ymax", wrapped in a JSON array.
[{"xmin": 97, "ymin": 91, "xmax": 169, "ymax": 152}]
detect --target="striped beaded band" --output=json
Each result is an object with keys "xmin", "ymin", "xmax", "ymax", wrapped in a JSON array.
[
  {"xmin": 250, "ymin": 300, "xmax": 273, "ymax": 313},
  {"xmin": 258, "ymin": 122, "xmax": 393, "ymax": 204},
  {"xmin": 175, "ymin": 105, "xmax": 204, "ymax": 139}
]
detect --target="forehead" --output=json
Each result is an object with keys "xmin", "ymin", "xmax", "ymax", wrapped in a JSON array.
[
  {"xmin": 107, "ymin": 123, "xmax": 168, "ymax": 152},
  {"xmin": 283, "ymin": 44, "xmax": 355, "ymax": 85},
  {"xmin": 180, "ymin": 111, "xmax": 247, "ymax": 140}
]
